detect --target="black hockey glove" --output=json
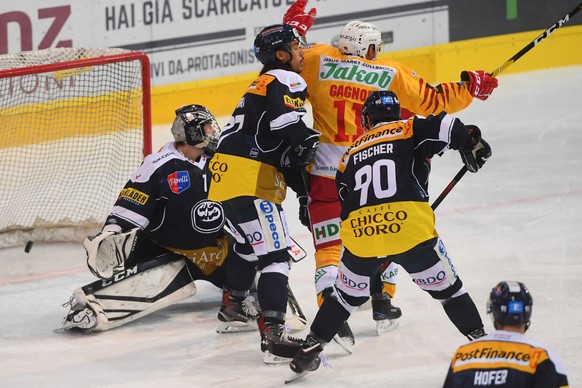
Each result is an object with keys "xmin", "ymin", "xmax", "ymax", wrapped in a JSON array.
[
  {"xmin": 281, "ymin": 130, "xmax": 320, "ymax": 168},
  {"xmin": 298, "ymin": 195, "xmax": 310, "ymax": 229},
  {"xmin": 459, "ymin": 125, "xmax": 492, "ymax": 173}
]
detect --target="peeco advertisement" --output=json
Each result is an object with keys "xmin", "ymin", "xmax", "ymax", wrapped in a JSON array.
[{"xmin": 4, "ymin": 0, "xmax": 580, "ymax": 88}]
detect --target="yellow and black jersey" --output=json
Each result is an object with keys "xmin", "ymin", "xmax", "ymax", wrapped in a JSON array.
[
  {"xmin": 444, "ymin": 330, "xmax": 569, "ymax": 388},
  {"xmin": 208, "ymin": 69, "xmax": 312, "ymax": 205},
  {"xmin": 335, "ymin": 112, "xmax": 468, "ymax": 258},
  {"xmin": 302, "ymin": 44, "xmax": 474, "ymax": 180}
]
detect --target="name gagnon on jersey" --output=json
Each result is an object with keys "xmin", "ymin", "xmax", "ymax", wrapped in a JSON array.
[
  {"xmin": 318, "ymin": 56, "xmax": 396, "ymax": 89},
  {"xmin": 192, "ymin": 200, "xmax": 225, "ymax": 234}
]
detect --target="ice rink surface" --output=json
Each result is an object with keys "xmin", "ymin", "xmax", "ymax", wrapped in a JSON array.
[{"xmin": 1, "ymin": 66, "xmax": 581, "ymax": 387}]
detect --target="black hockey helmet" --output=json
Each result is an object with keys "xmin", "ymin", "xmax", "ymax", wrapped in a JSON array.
[
  {"xmin": 487, "ymin": 281, "xmax": 533, "ymax": 330},
  {"xmin": 171, "ymin": 104, "xmax": 221, "ymax": 153},
  {"xmin": 361, "ymin": 90, "xmax": 401, "ymax": 130},
  {"xmin": 254, "ymin": 24, "xmax": 302, "ymax": 65}
]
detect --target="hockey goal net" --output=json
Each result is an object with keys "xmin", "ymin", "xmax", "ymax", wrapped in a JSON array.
[{"xmin": 0, "ymin": 48, "xmax": 151, "ymax": 248}]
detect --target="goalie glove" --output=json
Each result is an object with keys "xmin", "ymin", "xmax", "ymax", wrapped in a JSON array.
[
  {"xmin": 459, "ymin": 125, "xmax": 492, "ymax": 173},
  {"xmin": 283, "ymin": 0, "xmax": 317, "ymax": 36},
  {"xmin": 84, "ymin": 227, "xmax": 140, "ymax": 279}
]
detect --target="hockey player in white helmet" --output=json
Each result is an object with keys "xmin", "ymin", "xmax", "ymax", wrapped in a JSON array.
[
  {"xmin": 58, "ymin": 104, "xmax": 261, "ymax": 334},
  {"xmin": 282, "ymin": 0, "xmax": 499, "ymax": 347}
]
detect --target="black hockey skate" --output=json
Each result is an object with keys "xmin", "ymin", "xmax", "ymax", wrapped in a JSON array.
[
  {"xmin": 259, "ymin": 317, "xmax": 305, "ymax": 365},
  {"xmin": 216, "ymin": 287, "xmax": 259, "ymax": 333},
  {"xmin": 286, "ymin": 335, "xmax": 323, "ymax": 383},
  {"xmin": 372, "ymin": 292, "xmax": 402, "ymax": 335}
]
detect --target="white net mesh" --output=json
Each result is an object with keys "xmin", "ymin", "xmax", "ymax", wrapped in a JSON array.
[{"xmin": 0, "ymin": 48, "xmax": 149, "ymax": 248}]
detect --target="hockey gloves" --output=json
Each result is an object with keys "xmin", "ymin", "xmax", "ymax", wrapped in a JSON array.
[
  {"xmin": 282, "ymin": 130, "xmax": 320, "ymax": 168},
  {"xmin": 461, "ymin": 70, "xmax": 498, "ymax": 101},
  {"xmin": 283, "ymin": 0, "xmax": 317, "ymax": 36},
  {"xmin": 460, "ymin": 125, "xmax": 492, "ymax": 173},
  {"xmin": 298, "ymin": 195, "xmax": 310, "ymax": 229}
]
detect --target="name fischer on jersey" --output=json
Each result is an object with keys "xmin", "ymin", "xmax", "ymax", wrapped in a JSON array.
[{"xmin": 353, "ymin": 143, "xmax": 393, "ymax": 163}]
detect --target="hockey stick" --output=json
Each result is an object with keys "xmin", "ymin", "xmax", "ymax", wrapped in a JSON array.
[
  {"xmin": 432, "ymin": 3, "xmax": 582, "ymax": 210},
  {"xmin": 490, "ymin": 2, "xmax": 582, "ymax": 78},
  {"xmin": 431, "ymin": 166, "xmax": 468, "ymax": 211},
  {"xmin": 286, "ymin": 283, "xmax": 308, "ymax": 328}
]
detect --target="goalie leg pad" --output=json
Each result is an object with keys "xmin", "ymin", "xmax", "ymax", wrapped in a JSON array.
[{"xmin": 63, "ymin": 254, "xmax": 196, "ymax": 332}]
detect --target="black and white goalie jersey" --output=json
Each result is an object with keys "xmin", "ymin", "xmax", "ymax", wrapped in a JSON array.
[{"xmin": 104, "ymin": 142, "xmax": 225, "ymax": 254}]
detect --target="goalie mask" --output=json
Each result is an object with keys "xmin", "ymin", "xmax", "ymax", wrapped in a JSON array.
[
  {"xmin": 339, "ymin": 21, "xmax": 384, "ymax": 58},
  {"xmin": 171, "ymin": 104, "xmax": 221, "ymax": 153},
  {"xmin": 487, "ymin": 281, "xmax": 533, "ymax": 331},
  {"xmin": 361, "ymin": 90, "xmax": 401, "ymax": 130}
]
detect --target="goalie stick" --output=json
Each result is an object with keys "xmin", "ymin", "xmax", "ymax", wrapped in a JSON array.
[{"xmin": 432, "ymin": 2, "xmax": 582, "ymax": 210}]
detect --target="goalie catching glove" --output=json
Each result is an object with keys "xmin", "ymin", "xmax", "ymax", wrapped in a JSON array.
[
  {"xmin": 84, "ymin": 226, "xmax": 140, "ymax": 279},
  {"xmin": 460, "ymin": 125, "xmax": 492, "ymax": 173},
  {"xmin": 461, "ymin": 70, "xmax": 498, "ymax": 101},
  {"xmin": 283, "ymin": 0, "xmax": 317, "ymax": 36}
]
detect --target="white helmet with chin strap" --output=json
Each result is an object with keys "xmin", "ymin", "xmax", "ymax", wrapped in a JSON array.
[{"xmin": 338, "ymin": 21, "xmax": 384, "ymax": 58}]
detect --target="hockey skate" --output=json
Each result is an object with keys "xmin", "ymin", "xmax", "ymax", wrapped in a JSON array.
[
  {"xmin": 216, "ymin": 288, "xmax": 259, "ymax": 333},
  {"xmin": 56, "ymin": 289, "xmax": 97, "ymax": 333},
  {"xmin": 259, "ymin": 317, "xmax": 305, "ymax": 365},
  {"xmin": 286, "ymin": 335, "xmax": 324, "ymax": 383},
  {"xmin": 332, "ymin": 321, "xmax": 355, "ymax": 354},
  {"xmin": 372, "ymin": 293, "xmax": 402, "ymax": 335}
]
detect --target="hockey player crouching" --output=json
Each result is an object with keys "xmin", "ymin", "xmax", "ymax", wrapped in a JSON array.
[
  {"xmin": 287, "ymin": 91, "xmax": 492, "ymax": 381},
  {"xmin": 58, "ymin": 104, "xmax": 259, "ymax": 333}
]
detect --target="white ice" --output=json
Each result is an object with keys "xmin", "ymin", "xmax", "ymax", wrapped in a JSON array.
[{"xmin": 1, "ymin": 66, "xmax": 581, "ymax": 387}]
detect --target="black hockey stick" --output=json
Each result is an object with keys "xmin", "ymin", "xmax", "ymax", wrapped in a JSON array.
[
  {"xmin": 431, "ymin": 166, "xmax": 468, "ymax": 211},
  {"xmin": 287, "ymin": 283, "xmax": 307, "ymax": 327},
  {"xmin": 490, "ymin": 2, "xmax": 582, "ymax": 78},
  {"xmin": 432, "ymin": 3, "xmax": 582, "ymax": 210}
]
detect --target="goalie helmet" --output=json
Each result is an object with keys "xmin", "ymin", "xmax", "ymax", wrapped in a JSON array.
[
  {"xmin": 254, "ymin": 24, "xmax": 302, "ymax": 65},
  {"xmin": 338, "ymin": 21, "xmax": 384, "ymax": 58},
  {"xmin": 171, "ymin": 104, "xmax": 221, "ymax": 152},
  {"xmin": 487, "ymin": 281, "xmax": 533, "ymax": 330},
  {"xmin": 361, "ymin": 90, "xmax": 401, "ymax": 130}
]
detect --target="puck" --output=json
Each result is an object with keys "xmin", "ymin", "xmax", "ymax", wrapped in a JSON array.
[{"xmin": 24, "ymin": 240, "xmax": 34, "ymax": 253}]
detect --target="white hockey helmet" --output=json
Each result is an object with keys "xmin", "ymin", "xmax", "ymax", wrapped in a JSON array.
[{"xmin": 338, "ymin": 21, "xmax": 383, "ymax": 58}]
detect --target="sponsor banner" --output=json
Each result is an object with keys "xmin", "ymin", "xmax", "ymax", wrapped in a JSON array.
[{"xmin": 1, "ymin": 0, "xmax": 447, "ymax": 85}]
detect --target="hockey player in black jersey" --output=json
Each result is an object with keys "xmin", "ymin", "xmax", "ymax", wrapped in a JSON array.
[
  {"xmin": 58, "ymin": 104, "xmax": 259, "ymax": 333},
  {"xmin": 287, "ymin": 90, "xmax": 491, "ymax": 381},
  {"xmin": 208, "ymin": 24, "xmax": 320, "ymax": 364},
  {"xmin": 444, "ymin": 281, "xmax": 569, "ymax": 387}
]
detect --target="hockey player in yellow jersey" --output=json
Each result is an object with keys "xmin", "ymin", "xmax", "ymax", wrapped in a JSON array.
[
  {"xmin": 444, "ymin": 281, "xmax": 569, "ymax": 387},
  {"xmin": 208, "ymin": 24, "xmax": 320, "ymax": 364},
  {"xmin": 283, "ymin": 0, "xmax": 499, "ymax": 340},
  {"xmin": 287, "ymin": 90, "xmax": 491, "ymax": 381}
]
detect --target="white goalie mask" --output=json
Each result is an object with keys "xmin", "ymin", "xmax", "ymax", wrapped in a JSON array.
[{"xmin": 338, "ymin": 21, "xmax": 384, "ymax": 58}]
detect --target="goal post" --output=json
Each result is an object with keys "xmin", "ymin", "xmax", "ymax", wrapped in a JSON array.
[{"xmin": 0, "ymin": 48, "xmax": 151, "ymax": 248}]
